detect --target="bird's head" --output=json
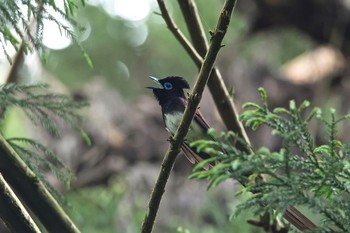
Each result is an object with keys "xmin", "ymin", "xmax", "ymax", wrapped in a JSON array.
[{"xmin": 147, "ymin": 76, "xmax": 190, "ymax": 105}]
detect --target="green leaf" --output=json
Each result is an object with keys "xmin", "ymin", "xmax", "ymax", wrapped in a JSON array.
[
  {"xmin": 210, "ymin": 163, "xmax": 232, "ymax": 174},
  {"xmin": 231, "ymin": 160, "xmax": 240, "ymax": 170},
  {"xmin": 289, "ymin": 100, "xmax": 296, "ymax": 110},
  {"xmin": 192, "ymin": 157, "xmax": 217, "ymax": 172},
  {"xmin": 314, "ymin": 145, "xmax": 331, "ymax": 154},
  {"xmin": 245, "ymin": 117, "xmax": 264, "ymax": 129},
  {"xmin": 258, "ymin": 87, "xmax": 267, "ymax": 103},
  {"xmin": 338, "ymin": 209, "xmax": 346, "ymax": 219},
  {"xmin": 203, "ymin": 147, "xmax": 219, "ymax": 156},
  {"xmin": 256, "ymin": 147, "xmax": 270, "ymax": 155},
  {"xmin": 208, "ymin": 174, "xmax": 230, "ymax": 189},
  {"xmin": 207, "ymin": 128, "xmax": 217, "ymax": 139},
  {"xmin": 299, "ymin": 100, "xmax": 310, "ymax": 110},
  {"xmin": 234, "ymin": 186, "xmax": 249, "ymax": 197},
  {"xmin": 247, "ymin": 173, "xmax": 259, "ymax": 183},
  {"xmin": 83, "ymin": 51, "xmax": 94, "ymax": 69},
  {"xmin": 252, "ymin": 121, "xmax": 263, "ymax": 131},
  {"xmin": 343, "ymin": 114, "xmax": 350, "ymax": 120},
  {"xmin": 314, "ymin": 186, "xmax": 333, "ymax": 197},
  {"xmin": 273, "ymin": 107, "xmax": 289, "ymax": 114},
  {"xmin": 270, "ymin": 152, "xmax": 284, "ymax": 161},
  {"xmin": 242, "ymin": 102, "xmax": 261, "ymax": 109},
  {"xmin": 80, "ymin": 129, "xmax": 91, "ymax": 146},
  {"xmin": 189, "ymin": 171, "xmax": 210, "ymax": 180},
  {"xmin": 306, "ymin": 107, "xmax": 322, "ymax": 122}
]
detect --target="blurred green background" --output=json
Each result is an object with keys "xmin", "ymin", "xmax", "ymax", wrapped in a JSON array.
[{"xmin": 2, "ymin": 0, "xmax": 349, "ymax": 232}]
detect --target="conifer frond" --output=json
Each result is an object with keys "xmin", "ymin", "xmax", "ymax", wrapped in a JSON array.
[
  {"xmin": 7, "ymin": 138, "xmax": 72, "ymax": 204},
  {"xmin": 0, "ymin": 82, "xmax": 87, "ymax": 202},
  {"xmin": 0, "ymin": 83, "xmax": 88, "ymax": 136},
  {"xmin": 8, "ymin": 138, "xmax": 73, "ymax": 187},
  {"xmin": 192, "ymin": 88, "xmax": 350, "ymax": 232},
  {"xmin": 0, "ymin": 0, "xmax": 88, "ymax": 64}
]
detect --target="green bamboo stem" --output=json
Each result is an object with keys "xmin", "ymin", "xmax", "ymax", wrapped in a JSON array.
[
  {"xmin": 0, "ymin": 173, "xmax": 41, "ymax": 233},
  {"xmin": 0, "ymin": 134, "xmax": 80, "ymax": 233}
]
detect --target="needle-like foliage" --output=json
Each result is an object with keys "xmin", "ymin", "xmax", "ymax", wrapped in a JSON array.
[
  {"xmin": 190, "ymin": 88, "xmax": 350, "ymax": 232},
  {"xmin": 0, "ymin": 83, "xmax": 88, "ymax": 201},
  {"xmin": 0, "ymin": 0, "xmax": 92, "ymax": 67},
  {"xmin": 0, "ymin": 83, "xmax": 87, "ymax": 135}
]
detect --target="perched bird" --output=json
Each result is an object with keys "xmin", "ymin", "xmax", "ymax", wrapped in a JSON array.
[{"xmin": 147, "ymin": 76, "xmax": 214, "ymax": 167}]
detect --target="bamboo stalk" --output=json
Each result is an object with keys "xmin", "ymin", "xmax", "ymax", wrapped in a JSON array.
[
  {"xmin": 0, "ymin": 173, "xmax": 41, "ymax": 233},
  {"xmin": 0, "ymin": 134, "xmax": 80, "ymax": 233}
]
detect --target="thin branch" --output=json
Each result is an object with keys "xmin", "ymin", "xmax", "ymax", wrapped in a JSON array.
[
  {"xmin": 0, "ymin": 134, "xmax": 80, "ymax": 233},
  {"xmin": 177, "ymin": 0, "xmax": 209, "ymax": 56},
  {"xmin": 141, "ymin": 1, "xmax": 237, "ymax": 232},
  {"xmin": 5, "ymin": 42, "xmax": 26, "ymax": 84},
  {"xmin": 0, "ymin": 173, "xmax": 41, "ymax": 233},
  {"xmin": 156, "ymin": 2, "xmax": 203, "ymax": 67}
]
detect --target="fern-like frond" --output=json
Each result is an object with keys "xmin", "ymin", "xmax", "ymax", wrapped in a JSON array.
[
  {"xmin": 7, "ymin": 138, "xmax": 72, "ymax": 204},
  {"xmin": 191, "ymin": 88, "xmax": 350, "ymax": 232},
  {"xmin": 8, "ymin": 137, "xmax": 73, "ymax": 186},
  {"xmin": 0, "ymin": 0, "xmax": 90, "ymax": 65},
  {"xmin": 0, "ymin": 83, "xmax": 88, "ymax": 136}
]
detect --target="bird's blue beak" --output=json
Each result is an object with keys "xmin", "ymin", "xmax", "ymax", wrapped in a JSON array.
[{"xmin": 146, "ymin": 76, "xmax": 163, "ymax": 89}]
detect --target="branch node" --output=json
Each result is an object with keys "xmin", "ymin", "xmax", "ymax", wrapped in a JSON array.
[
  {"xmin": 153, "ymin": 11, "xmax": 162, "ymax": 16},
  {"xmin": 167, "ymin": 136, "xmax": 176, "ymax": 144}
]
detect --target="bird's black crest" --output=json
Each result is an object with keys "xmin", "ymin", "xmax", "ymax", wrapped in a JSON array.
[
  {"xmin": 159, "ymin": 76, "xmax": 190, "ymax": 89},
  {"xmin": 148, "ymin": 76, "xmax": 190, "ymax": 107}
]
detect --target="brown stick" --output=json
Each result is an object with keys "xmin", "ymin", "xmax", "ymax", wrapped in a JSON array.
[{"xmin": 141, "ymin": 1, "xmax": 237, "ymax": 232}]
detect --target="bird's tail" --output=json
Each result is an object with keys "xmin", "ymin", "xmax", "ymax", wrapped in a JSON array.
[{"xmin": 284, "ymin": 206, "xmax": 316, "ymax": 231}]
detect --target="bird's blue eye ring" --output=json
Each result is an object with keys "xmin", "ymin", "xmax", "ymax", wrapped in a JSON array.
[{"xmin": 164, "ymin": 82, "xmax": 173, "ymax": 90}]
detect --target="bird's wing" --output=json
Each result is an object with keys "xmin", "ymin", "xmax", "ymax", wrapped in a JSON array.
[
  {"xmin": 181, "ymin": 97, "xmax": 210, "ymax": 130},
  {"xmin": 174, "ymin": 98, "xmax": 215, "ymax": 169},
  {"xmin": 194, "ymin": 108, "xmax": 211, "ymax": 130},
  {"xmin": 181, "ymin": 143, "xmax": 212, "ymax": 170}
]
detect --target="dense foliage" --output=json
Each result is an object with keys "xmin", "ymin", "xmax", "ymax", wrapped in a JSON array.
[{"xmin": 191, "ymin": 88, "xmax": 350, "ymax": 232}]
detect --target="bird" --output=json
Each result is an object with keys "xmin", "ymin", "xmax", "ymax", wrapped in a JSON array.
[
  {"xmin": 147, "ymin": 75, "xmax": 317, "ymax": 231},
  {"xmin": 147, "ymin": 75, "xmax": 214, "ymax": 168}
]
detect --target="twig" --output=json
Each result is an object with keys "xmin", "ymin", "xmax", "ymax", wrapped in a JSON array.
[
  {"xmin": 0, "ymin": 134, "xmax": 80, "ymax": 233},
  {"xmin": 177, "ymin": 0, "xmax": 209, "ymax": 55},
  {"xmin": 0, "ymin": 173, "xmax": 41, "ymax": 233},
  {"xmin": 5, "ymin": 43, "xmax": 26, "ymax": 83},
  {"xmin": 4, "ymin": 3, "xmax": 41, "ymax": 84},
  {"xmin": 157, "ymin": 2, "xmax": 203, "ymax": 66},
  {"xmin": 141, "ymin": 1, "xmax": 237, "ymax": 232}
]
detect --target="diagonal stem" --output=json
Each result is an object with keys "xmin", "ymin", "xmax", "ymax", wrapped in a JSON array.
[
  {"xmin": 141, "ymin": 1, "xmax": 237, "ymax": 232},
  {"xmin": 158, "ymin": 0, "xmax": 251, "ymax": 153},
  {"xmin": 0, "ymin": 134, "xmax": 80, "ymax": 233},
  {"xmin": 0, "ymin": 173, "xmax": 41, "ymax": 233}
]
